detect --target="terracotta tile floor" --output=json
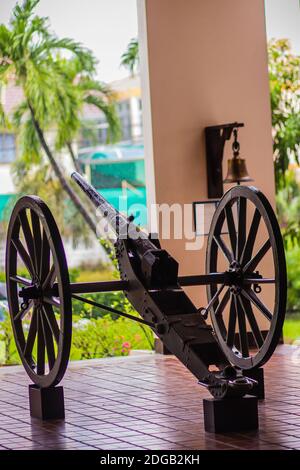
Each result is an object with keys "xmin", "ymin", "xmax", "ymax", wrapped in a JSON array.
[{"xmin": 0, "ymin": 345, "xmax": 300, "ymax": 450}]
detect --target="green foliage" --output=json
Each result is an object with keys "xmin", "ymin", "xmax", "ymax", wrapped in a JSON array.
[
  {"xmin": 9, "ymin": 163, "xmax": 93, "ymax": 244},
  {"xmin": 275, "ymin": 171, "xmax": 300, "ymax": 314},
  {"xmin": 284, "ymin": 243, "xmax": 300, "ymax": 314},
  {"xmin": 276, "ymin": 170, "xmax": 300, "ymax": 246},
  {"xmin": 121, "ymin": 38, "xmax": 139, "ymax": 76},
  {"xmin": 283, "ymin": 315, "xmax": 300, "ymax": 342},
  {"xmin": 0, "ymin": 309, "xmax": 153, "ymax": 366},
  {"xmin": 71, "ymin": 315, "xmax": 151, "ymax": 360},
  {"xmin": 268, "ymin": 39, "xmax": 300, "ymax": 189},
  {"xmin": 0, "ymin": 314, "xmax": 19, "ymax": 365}
]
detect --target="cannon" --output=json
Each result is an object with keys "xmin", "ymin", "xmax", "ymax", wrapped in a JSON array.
[{"xmin": 5, "ymin": 170, "xmax": 287, "ymax": 431}]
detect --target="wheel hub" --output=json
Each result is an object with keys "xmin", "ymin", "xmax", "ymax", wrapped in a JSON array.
[
  {"xmin": 19, "ymin": 283, "xmax": 43, "ymax": 302},
  {"xmin": 226, "ymin": 260, "xmax": 243, "ymax": 294},
  {"xmin": 229, "ymin": 260, "xmax": 242, "ymax": 274}
]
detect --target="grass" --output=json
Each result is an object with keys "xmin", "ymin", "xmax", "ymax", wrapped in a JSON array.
[
  {"xmin": 283, "ymin": 315, "xmax": 300, "ymax": 343},
  {"xmin": 76, "ymin": 268, "xmax": 114, "ymax": 282},
  {"xmin": 0, "ymin": 342, "xmax": 4, "ymax": 364}
]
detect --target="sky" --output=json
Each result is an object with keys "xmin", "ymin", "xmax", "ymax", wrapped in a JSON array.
[
  {"xmin": 0, "ymin": 0, "xmax": 300, "ymax": 84},
  {"xmin": 265, "ymin": 0, "xmax": 300, "ymax": 52},
  {"xmin": 0, "ymin": 0, "xmax": 138, "ymax": 83}
]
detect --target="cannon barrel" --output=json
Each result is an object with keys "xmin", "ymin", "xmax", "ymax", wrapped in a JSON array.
[
  {"xmin": 72, "ymin": 171, "xmax": 134, "ymax": 237},
  {"xmin": 72, "ymin": 171, "xmax": 150, "ymax": 245},
  {"xmin": 71, "ymin": 171, "xmax": 179, "ymax": 286}
]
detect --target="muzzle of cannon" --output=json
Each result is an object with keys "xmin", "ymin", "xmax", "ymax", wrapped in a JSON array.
[{"xmin": 5, "ymin": 171, "xmax": 287, "ymax": 430}]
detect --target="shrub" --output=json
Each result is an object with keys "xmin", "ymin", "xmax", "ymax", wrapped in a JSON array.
[
  {"xmin": 0, "ymin": 307, "xmax": 153, "ymax": 366},
  {"xmin": 0, "ymin": 313, "xmax": 20, "ymax": 365},
  {"xmin": 71, "ymin": 315, "xmax": 151, "ymax": 360}
]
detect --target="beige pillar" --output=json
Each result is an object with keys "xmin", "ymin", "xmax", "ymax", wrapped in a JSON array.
[{"xmin": 138, "ymin": 0, "xmax": 274, "ymax": 313}]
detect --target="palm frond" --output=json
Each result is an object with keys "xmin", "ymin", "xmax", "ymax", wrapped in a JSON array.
[
  {"xmin": 31, "ymin": 37, "xmax": 96, "ymax": 73},
  {"xmin": 121, "ymin": 38, "xmax": 139, "ymax": 76},
  {"xmin": 0, "ymin": 100, "xmax": 8, "ymax": 128},
  {"xmin": 79, "ymin": 77, "xmax": 112, "ymax": 96},
  {"xmin": 18, "ymin": 116, "xmax": 42, "ymax": 164},
  {"xmin": 12, "ymin": 100, "xmax": 29, "ymax": 127},
  {"xmin": 0, "ymin": 24, "xmax": 12, "ymax": 57},
  {"xmin": 84, "ymin": 94, "xmax": 121, "ymax": 143}
]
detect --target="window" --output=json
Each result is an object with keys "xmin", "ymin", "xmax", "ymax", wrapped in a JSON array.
[
  {"xmin": 0, "ymin": 133, "xmax": 16, "ymax": 163},
  {"xmin": 117, "ymin": 100, "xmax": 130, "ymax": 115}
]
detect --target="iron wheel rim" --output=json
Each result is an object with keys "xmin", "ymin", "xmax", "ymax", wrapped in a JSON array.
[
  {"xmin": 206, "ymin": 186, "xmax": 286, "ymax": 369},
  {"xmin": 5, "ymin": 196, "xmax": 72, "ymax": 387}
]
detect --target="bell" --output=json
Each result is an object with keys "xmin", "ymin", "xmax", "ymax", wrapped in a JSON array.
[{"xmin": 223, "ymin": 156, "xmax": 253, "ymax": 184}]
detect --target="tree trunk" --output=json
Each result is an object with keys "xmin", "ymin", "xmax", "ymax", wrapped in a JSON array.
[{"xmin": 67, "ymin": 141, "xmax": 82, "ymax": 173}]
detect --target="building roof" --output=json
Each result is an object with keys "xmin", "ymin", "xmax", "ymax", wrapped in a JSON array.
[{"xmin": 109, "ymin": 75, "xmax": 141, "ymax": 101}]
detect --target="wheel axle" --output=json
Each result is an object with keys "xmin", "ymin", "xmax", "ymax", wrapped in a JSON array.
[
  {"xmin": 18, "ymin": 269, "xmax": 266, "ymax": 303},
  {"xmin": 19, "ymin": 285, "xmax": 42, "ymax": 301}
]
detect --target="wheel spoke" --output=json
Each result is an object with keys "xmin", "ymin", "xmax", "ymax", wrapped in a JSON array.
[
  {"xmin": 206, "ymin": 284, "xmax": 225, "ymax": 313},
  {"xmin": 12, "ymin": 238, "xmax": 35, "ymax": 278},
  {"xmin": 40, "ymin": 229, "xmax": 50, "ymax": 283},
  {"xmin": 240, "ymin": 209, "xmax": 261, "ymax": 266},
  {"xmin": 9, "ymin": 275, "xmax": 32, "ymax": 287},
  {"xmin": 42, "ymin": 304, "xmax": 60, "ymax": 344},
  {"xmin": 213, "ymin": 235, "xmax": 233, "ymax": 263},
  {"xmin": 23, "ymin": 306, "xmax": 38, "ymax": 359},
  {"xmin": 215, "ymin": 288, "xmax": 230, "ymax": 317},
  {"xmin": 243, "ymin": 240, "xmax": 271, "ymax": 273},
  {"xmin": 14, "ymin": 300, "xmax": 34, "ymax": 322},
  {"xmin": 236, "ymin": 197, "xmax": 247, "ymax": 262},
  {"xmin": 42, "ymin": 264, "xmax": 56, "ymax": 290},
  {"xmin": 37, "ymin": 309, "xmax": 45, "ymax": 375},
  {"xmin": 18, "ymin": 210, "xmax": 36, "ymax": 270},
  {"xmin": 235, "ymin": 295, "xmax": 249, "ymax": 357},
  {"xmin": 241, "ymin": 288, "xmax": 273, "ymax": 322},
  {"xmin": 43, "ymin": 296, "xmax": 61, "ymax": 308},
  {"xmin": 238, "ymin": 296, "xmax": 264, "ymax": 348},
  {"xmin": 30, "ymin": 210, "xmax": 42, "ymax": 275},
  {"xmin": 226, "ymin": 295, "xmax": 237, "ymax": 347},
  {"xmin": 40, "ymin": 309, "xmax": 56, "ymax": 369},
  {"xmin": 225, "ymin": 205, "xmax": 237, "ymax": 256}
]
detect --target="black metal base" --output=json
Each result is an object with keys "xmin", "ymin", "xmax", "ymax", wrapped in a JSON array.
[
  {"xmin": 243, "ymin": 368, "xmax": 265, "ymax": 399},
  {"xmin": 203, "ymin": 395, "xmax": 258, "ymax": 433},
  {"xmin": 29, "ymin": 384, "xmax": 65, "ymax": 420}
]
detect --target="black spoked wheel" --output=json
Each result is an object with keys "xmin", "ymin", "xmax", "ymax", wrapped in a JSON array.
[
  {"xmin": 6, "ymin": 196, "xmax": 72, "ymax": 388},
  {"xmin": 206, "ymin": 186, "xmax": 286, "ymax": 369}
]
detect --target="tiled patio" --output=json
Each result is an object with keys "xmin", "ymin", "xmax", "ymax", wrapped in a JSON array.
[{"xmin": 0, "ymin": 346, "xmax": 300, "ymax": 450}]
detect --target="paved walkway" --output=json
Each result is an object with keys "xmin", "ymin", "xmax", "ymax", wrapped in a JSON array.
[{"xmin": 0, "ymin": 346, "xmax": 300, "ymax": 450}]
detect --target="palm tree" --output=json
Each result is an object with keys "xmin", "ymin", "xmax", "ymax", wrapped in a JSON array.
[
  {"xmin": 53, "ymin": 56, "xmax": 121, "ymax": 174},
  {"xmin": 120, "ymin": 38, "xmax": 139, "ymax": 76},
  {"xmin": 0, "ymin": 0, "xmax": 118, "ymax": 237}
]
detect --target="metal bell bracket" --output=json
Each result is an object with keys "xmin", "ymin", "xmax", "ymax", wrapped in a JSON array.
[{"xmin": 205, "ymin": 122, "xmax": 244, "ymax": 199}]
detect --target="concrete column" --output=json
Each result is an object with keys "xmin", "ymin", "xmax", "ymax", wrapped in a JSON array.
[{"xmin": 137, "ymin": 0, "xmax": 274, "ymax": 319}]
